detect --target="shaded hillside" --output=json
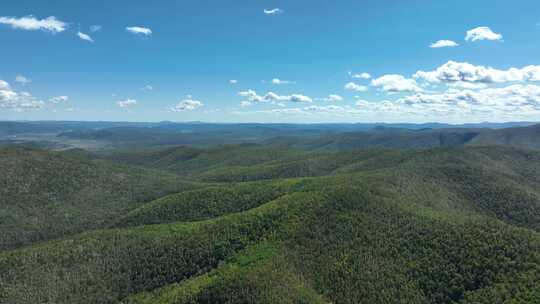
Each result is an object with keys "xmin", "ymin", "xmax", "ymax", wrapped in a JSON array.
[
  {"xmin": 102, "ymin": 144, "xmax": 306, "ymax": 177},
  {"xmin": 469, "ymin": 123, "xmax": 540, "ymax": 150},
  {"xmin": 270, "ymin": 128, "xmax": 482, "ymax": 151},
  {"xmin": 0, "ymin": 147, "xmax": 200, "ymax": 250}
]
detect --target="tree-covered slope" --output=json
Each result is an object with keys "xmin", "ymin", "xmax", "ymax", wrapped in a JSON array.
[
  {"xmin": 2, "ymin": 145, "xmax": 540, "ymax": 303},
  {"xmin": 468, "ymin": 123, "xmax": 540, "ymax": 150},
  {"xmin": 0, "ymin": 147, "xmax": 200, "ymax": 250}
]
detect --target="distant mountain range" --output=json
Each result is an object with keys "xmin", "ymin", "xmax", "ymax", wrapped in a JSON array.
[{"xmin": 1, "ymin": 120, "xmax": 539, "ymax": 151}]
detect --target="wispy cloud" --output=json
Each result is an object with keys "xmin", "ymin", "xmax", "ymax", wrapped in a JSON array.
[
  {"xmin": 264, "ymin": 8, "xmax": 283, "ymax": 15},
  {"xmin": 49, "ymin": 96, "xmax": 69, "ymax": 104},
  {"xmin": 351, "ymin": 72, "xmax": 371, "ymax": 79},
  {"xmin": 89, "ymin": 25, "xmax": 102, "ymax": 32},
  {"xmin": 15, "ymin": 75, "xmax": 31, "ymax": 85},
  {"xmin": 271, "ymin": 78, "xmax": 294, "ymax": 85},
  {"xmin": 140, "ymin": 85, "xmax": 153, "ymax": 91},
  {"xmin": 126, "ymin": 26, "xmax": 152, "ymax": 36},
  {"xmin": 318, "ymin": 94, "xmax": 344, "ymax": 102},
  {"xmin": 229, "ymin": 79, "xmax": 239, "ymax": 84},
  {"xmin": 77, "ymin": 31, "xmax": 94, "ymax": 42},
  {"xmin": 0, "ymin": 15, "xmax": 67, "ymax": 33},
  {"xmin": 117, "ymin": 99, "xmax": 137, "ymax": 108}
]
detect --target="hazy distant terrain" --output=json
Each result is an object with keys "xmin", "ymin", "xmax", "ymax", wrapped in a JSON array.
[
  {"xmin": 1, "ymin": 121, "xmax": 540, "ymax": 303},
  {"xmin": 1, "ymin": 121, "xmax": 539, "ymax": 151}
]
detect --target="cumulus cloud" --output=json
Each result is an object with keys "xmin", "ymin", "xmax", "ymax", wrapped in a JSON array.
[
  {"xmin": 15, "ymin": 75, "xmax": 31, "ymax": 85},
  {"xmin": 430, "ymin": 40, "xmax": 459, "ymax": 48},
  {"xmin": 0, "ymin": 15, "xmax": 67, "ymax": 33},
  {"xmin": 264, "ymin": 8, "xmax": 283, "ymax": 15},
  {"xmin": 465, "ymin": 26, "xmax": 502, "ymax": 42},
  {"xmin": 414, "ymin": 61, "xmax": 540, "ymax": 84},
  {"xmin": 229, "ymin": 79, "xmax": 238, "ymax": 84},
  {"xmin": 117, "ymin": 99, "xmax": 137, "ymax": 108},
  {"xmin": 398, "ymin": 85, "xmax": 540, "ymax": 114},
  {"xmin": 352, "ymin": 84, "xmax": 540, "ymax": 121},
  {"xmin": 344, "ymin": 82, "xmax": 368, "ymax": 92},
  {"xmin": 371, "ymin": 75, "xmax": 423, "ymax": 93},
  {"xmin": 0, "ymin": 80, "xmax": 44, "ymax": 110},
  {"xmin": 351, "ymin": 72, "xmax": 371, "ymax": 79},
  {"xmin": 77, "ymin": 31, "xmax": 93, "ymax": 42},
  {"xmin": 141, "ymin": 85, "xmax": 153, "ymax": 91},
  {"xmin": 239, "ymin": 90, "xmax": 264, "ymax": 103},
  {"xmin": 49, "ymin": 96, "xmax": 69, "ymax": 104},
  {"xmin": 447, "ymin": 82, "xmax": 488, "ymax": 90},
  {"xmin": 126, "ymin": 26, "xmax": 152, "ymax": 36},
  {"xmin": 236, "ymin": 83, "xmax": 540, "ymax": 121},
  {"xmin": 289, "ymin": 94, "xmax": 312, "ymax": 103},
  {"xmin": 0, "ymin": 80, "xmax": 9, "ymax": 90},
  {"xmin": 238, "ymin": 90, "xmax": 312, "ymax": 104},
  {"xmin": 171, "ymin": 98, "xmax": 203, "ymax": 112}
]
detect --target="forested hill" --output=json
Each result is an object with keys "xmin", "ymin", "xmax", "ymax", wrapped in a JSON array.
[
  {"xmin": 1, "ymin": 144, "xmax": 540, "ymax": 303},
  {"xmin": 0, "ymin": 146, "xmax": 200, "ymax": 250},
  {"xmin": 469, "ymin": 123, "xmax": 540, "ymax": 149},
  {"xmin": 266, "ymin": 123, "xmax": 540, "ymax": 151}
]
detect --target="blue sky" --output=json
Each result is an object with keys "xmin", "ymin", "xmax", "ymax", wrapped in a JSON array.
[{"xmin": 1, "ymin": 0, "xmax": 540, "ymax": 123}]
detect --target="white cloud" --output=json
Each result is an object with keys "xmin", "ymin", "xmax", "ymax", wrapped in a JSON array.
[
  {"xmin": 271, "ymin": 78, "xmax": 294, "ymax": 85},
  {"xmin": 0, "ymin": 80, "xmax": 44, "ymax": 110},
  {"xmin": 430, "ymin": 40, "xmax": 459, "ymax": 48},
  {"xmin": 0, "ymin": 15, "xmax": 67, "ymax": 33},
  {"xmin": 77, "ymin": 31, "xmax": 93, "ymax": 42},
  {"xmin": 344, "ymin": 82, "xmax": 368, "ymax": 92},
  {"xmin": 126, "ymin": 26, "xmax": 152, "ymax": 36},
  {"xmin": 236, "ymin": 83, "xmax": 540, "ymax": 121},
  {"xmin": 239, "ymin": 90, "xmax": 265, "ymax": 103},
  {"xmin": 318, "ymin": 94, "xmax": 344, "ymax": 102},
  {"xmin": 89, "ymin": 25, "xmax": 102, "ymax": 32},
  {"xmin": 117, "ymin": 99, "xmax": 137, "ymax": 108},
  {"xmin": 414, "ymin": 61, "xmax": 540, "ymax": 84},
  {"xmin": 229, "ymin": 79, "xmax": 238, "ymax": 84},
  {"xmin": 398, "ymin": 85, "xmax": 540, "ymax": 113},
  {"xmin": 15, "ymin": 75, "xmax": 31, "ymax": 85},
  {"xmin": 289, "ymin": 94, "xmax": 312, "ymax": 103},
  {"xmin": 264, "ymin": 8, "xmax": 283, "ymax": 15},
  {"xmin": 351, "ymin": 72, "xmax": 371, "ymax": 79},
  {"xmin": 141, "ymin": 85, "xmax": 153, "ymax": 91},
  {"xmin": 50, "ymin": 96, "xmax": 69, "ymax": 104},
  {"xmin": 465, "ymin": 26, "xmax": 502, "ymax": 42},
  {"xmin": 0, "ymin": 80, "xmax": 9, "ymax": 90},
  {"xmin": 238, "ymin": 90, "xmax": 312, "ymax": 103},
  {"xmin": 447, "ymin": 82, "xmax": 488, "ymax": 90},
  {"xmin": 352, "ymin": 84, "xmax": 540, "ymax": 121},
  {"xmin": 371, "ymin": 75, "xmax": 422, "ymax": 93},
  {"xmin": 171, "ymin": 98, "xmax": 203, "ymax": 112}
]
